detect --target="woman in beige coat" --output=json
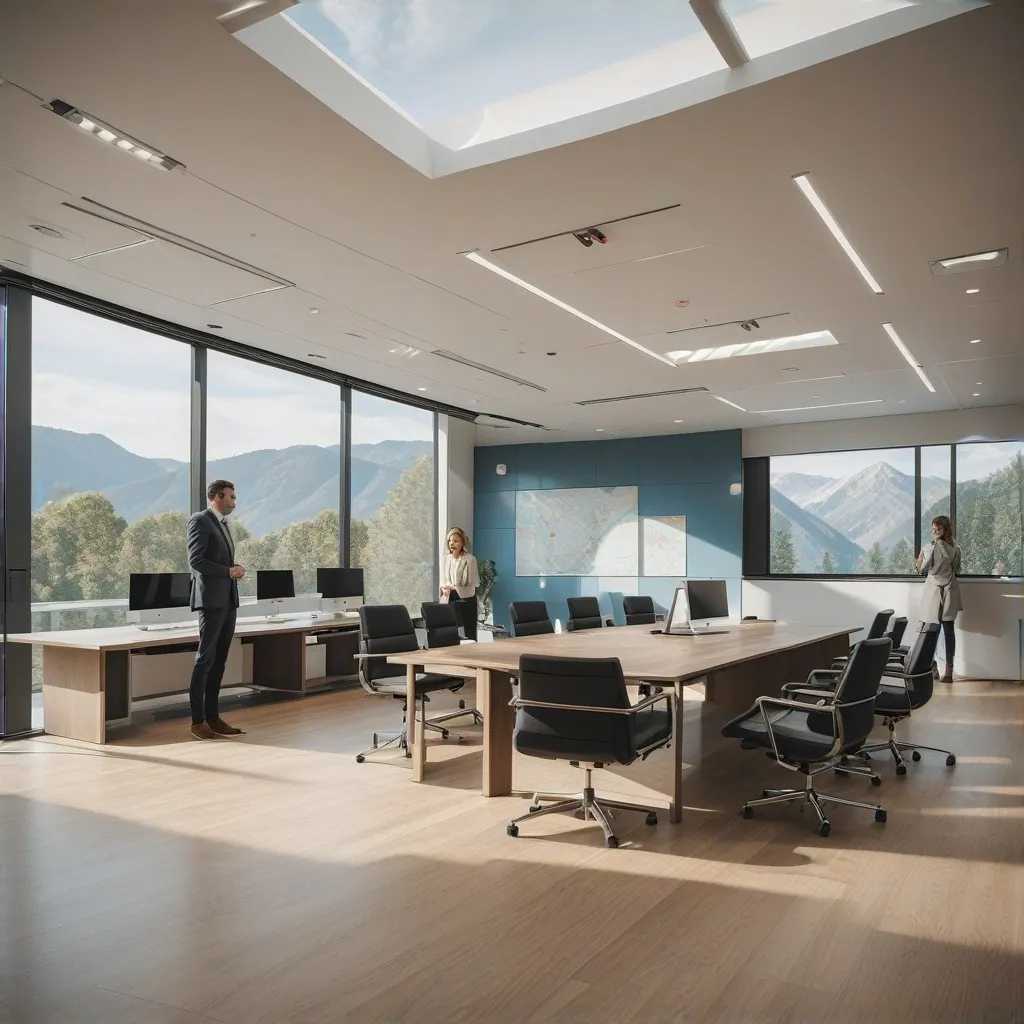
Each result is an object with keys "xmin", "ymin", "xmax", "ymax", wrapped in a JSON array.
[{"xmin": 916, "ymin": 515, "xmax": 962, "ymax": 682}]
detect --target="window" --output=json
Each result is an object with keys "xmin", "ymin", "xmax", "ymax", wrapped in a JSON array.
[
  {"xmin": 205, "ymin": 352, "xmax": 342, "ymax": 598},
  {"xmin": 920, "ymin": 445, "xmax": 951, "ymax": 553},
  {"xmin": 956, "ymin": 441, "xmax": 1024, "ymax": 577},
  {"xmin": 349, "ymin": 392, "xmax": 435, "ymax": 611},
  {"xmin": 769, "ymin": 447, "xmax": 916, "ymax": 575}
]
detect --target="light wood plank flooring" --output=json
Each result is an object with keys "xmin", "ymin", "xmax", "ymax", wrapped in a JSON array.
[{"xmin": 1, "ymin": 680, "xmax": 1022, "ymax": 1023}]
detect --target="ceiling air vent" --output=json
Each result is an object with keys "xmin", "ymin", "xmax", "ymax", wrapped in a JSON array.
[
  {"xmin": 576, "ymin": 386, "xmax": 708, "ymax": 407},
  {"xmin": 431, "ymin": 349, "xmax": 548, "ymax": 392}
]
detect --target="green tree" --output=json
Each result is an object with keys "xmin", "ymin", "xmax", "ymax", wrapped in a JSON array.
[
  {"xmin": 859, "ymin": 541, "xmax": 886, "ymax": 574},
  {"xmin": 359, "ymin": 455, "xmax": 434, "ymax": 607},
  {"xmin": 272, "ymin": 509, "xmax": 340, "ymax": 594},
  {"xmin": 963, "ymin": 497, "xmax": 995, "ymax": 575},
  {"xmin": 770, "ymin": 514, "xmax": 797, "ymax": 574},
  {"xmin": 232, "ymin": 521, "xmax": 276, "ymax": 599},
  {"xmin": 349, "ymin": 517, "xmax": 370, "ymax": 570},
  {"xmin": 887, "ymin": 538, "xmax": 915, "ymax": 575},
  {"xmin": 117, "ymin": 511, "xmax": 190, "ymax": 582},
  {"xmin": 819, "ymin": 549, "xmax": 837, "ymax": 574}
]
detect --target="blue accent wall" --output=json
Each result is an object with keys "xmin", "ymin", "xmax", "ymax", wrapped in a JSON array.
[{"xmin": 473, "ymin": 431, "xmax": 742, "ymax": 631}]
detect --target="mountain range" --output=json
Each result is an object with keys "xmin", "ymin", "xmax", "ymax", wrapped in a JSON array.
[
  {"xmin": 772, "ymin": 461, "xmax": 949, "ymax": 569},
  {"xmin": 31, "ymin": 426, "xmax": 431, "ymax": 536}
]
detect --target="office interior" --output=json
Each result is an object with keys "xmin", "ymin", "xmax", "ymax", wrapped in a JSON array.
[{"xmin": 1, "ymin": 0, "xmax": 1022, "ymax": 1021}]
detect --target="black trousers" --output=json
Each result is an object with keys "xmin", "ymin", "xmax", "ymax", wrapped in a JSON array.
[
  {"xmin": 189, "ymin": 607, "xmax": 237, "ymax": 722},
  {"xmin": 447, "ymin": 592, "xmax": 478, "ymax": 641},
  {"xmin": 941, "ymin": 619, "xmax": 955, "ymax": 663}
]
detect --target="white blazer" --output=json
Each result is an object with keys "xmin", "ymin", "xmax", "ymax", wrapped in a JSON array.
[{"xmin": 440, "ymin": 552, "xmax": 479, "ymax": 599}]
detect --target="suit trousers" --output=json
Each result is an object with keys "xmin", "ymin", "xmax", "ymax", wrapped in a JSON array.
[
  {"xmin": 447, "ymin": 592, "xmax": 478, "ymax": 642},
  {"xmin": 189, "ymin": 607, "xmax": 237, "ymax": 722}
]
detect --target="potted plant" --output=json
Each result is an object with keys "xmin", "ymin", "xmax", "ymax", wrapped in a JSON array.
[{"xmin": 476, "ymin": 558, "xmax": 498, "ymax": 624}]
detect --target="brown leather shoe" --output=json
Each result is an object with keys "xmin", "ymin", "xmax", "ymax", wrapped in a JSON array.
[
  {"xmin": 191, "ymin": 721, "xmax": 218, "ymax": 740},
  {"xmin": 208, "ymin": 716, "xmax": 245, "ymax": 736}
]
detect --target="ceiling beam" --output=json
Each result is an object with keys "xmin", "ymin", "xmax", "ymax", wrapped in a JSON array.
[
  {"xmin": 690, "ymin": 0, "xmax": 750, "ymax": 68},
  {"xmin": 217, "ymin": 0, "xmax": 297, "ymax": 34}
]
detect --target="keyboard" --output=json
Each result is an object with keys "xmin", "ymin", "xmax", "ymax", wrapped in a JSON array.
[{"xmin": 134, "ymin": 621, "xmax": 198, "ymax": 632}]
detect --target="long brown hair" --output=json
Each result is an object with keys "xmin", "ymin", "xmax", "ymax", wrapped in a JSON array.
[
  {"xmin": 931, "ymin": 515, "xmax": 954, "ymax": 543},
  {"xmin": 445, "ymin": 526, "xmax": 471, "ymax": 555}
]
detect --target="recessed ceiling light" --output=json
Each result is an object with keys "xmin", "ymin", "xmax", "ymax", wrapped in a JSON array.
[
  {"xmin": 755, "ymin": 399, "xmax": 884, "ymax": 414},
  {"xmin": 969, "ymin": 338, "xmax": 981, "ymax": 344},
  {"xmin": 595, "ymin": 428, "xmax": 605, "ymax": 432},
  {"xmin": 206, "ymin": 323, "xmax": 223, "ymax": 330},
  {"xmin": 308, "ymin": 307, "xmax": 320, "ymax": 314},
  {"xmin": 713, "ymin": 395, "xmax": 747, "ymax": 412},
  {"xmin": 462, "ymin": 250, "xmax": 675, "ymax": 367},
  {"xmin": 417, "ymin": 386, "xmax": 427, "ymax": 391},
  {"xmin": 666, "ymin": 330, "xmax": 838, "ymax": 364},
  {"xmin": 792, "ymin": 173, "xmax": 883, "ymax": 295},
  {"xmin": 674, "ymin": 299, "xmax": 691, "ymax": 307},
  {"xmin": 975, "ymin": 381, "xmax": 982, "ymax": 385},
  {"xmin": 966, "ymin": 288, "xmax": 980, "ymax": 295},
  {"xmin": 29, "ymin": 223, "xmax": 65, "ymax": 239},
  {"xmin": 673, "ymin": 419, "xmax": 685, "ymax": 423},
  {"xmin": 881, "ymin": 322, "xmax": 935, "ymax": 393},
  {"xmin": 307, "ymin": 352, "xmax": 326, "ymax": 359},
  {"xmin": 940, "ymin": 250, "xmax": 1000, "ymax": 268},
  {"xmin": 973, "ymin": 392, "xmax": 980, "ymax": 397},
  {"xmin": 930, "ymin": 248, "xmax": 1008, "ymax": 276},
  {"xmin": 46, "ymin": 98, "xmax": 183, "ymax": 171}
]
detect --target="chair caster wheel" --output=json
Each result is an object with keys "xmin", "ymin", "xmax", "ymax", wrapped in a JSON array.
[
  {"xmin": 911, "ymin": 750, "xmax": 922, "ymax": 762},
  {"xmin": 895, "ymin": 763, "xmax": 907, "ymax": 776},
  {"xmin": 871, "ymin": 775, "xmax": 882, "ymax": 788},
  {"xmin": 874, "ymin": 809, "xmax": 887, "ymax": 824},
  {"xmin": 528, "ymin": 804, "xmax": 541, "ymax": 813},
  {"xmin": 605, "ymin": 836, "xmax": 619, "ymax": 849},
  {"xmin": 456, "ymin": 735, "xmax": 465, "ymax": 744},
  {"xmin": 355, "ymin": 754, "xmax": 365, "ymax": 763},
  {"xmin": 458, "ymin": 699, "xmax": 466, "ymax": 709},
  {"xmin": 742, "ymin": 806, "xmax": 753, "ymax": 819},
  {"xmin": 946, "ymin": 754, "xmax": 956, "ymax": 767},
  {"xmin": 818, "ymin": 821, "xmax": 831, "ymax": 838},
  {"xmin": 506, "ymin": 824, "xmax": 519, "ymax": 838},
  {"xmin": 645, "ymin": 812, "xmax": 658, "ymax": 826}
]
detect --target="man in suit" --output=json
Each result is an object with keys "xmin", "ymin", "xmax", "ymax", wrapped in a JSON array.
[{"xmin": 187, "ymin": 479, "xmax": 246, "ymax": 740}]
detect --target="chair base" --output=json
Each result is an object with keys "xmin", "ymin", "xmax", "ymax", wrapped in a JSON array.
[
  {"xmin": 849, "ymin": 737, "xmax": 956, "ymax": 774},
  {"xmin": 741, "ymin": 772, "xmax": 887, "ymax": 837},
  {"xmin": 355, "ymin": 694, "xmax": 469, "ymax": 765},
  {"xmin": 506, "ymin": 768, "xmax": 660, "ymax": 848}
]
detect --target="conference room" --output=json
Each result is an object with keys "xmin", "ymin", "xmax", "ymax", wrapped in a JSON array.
[{"xmin": 1, "ymin": 1, "xmax": 1022, "ymax": 1021}]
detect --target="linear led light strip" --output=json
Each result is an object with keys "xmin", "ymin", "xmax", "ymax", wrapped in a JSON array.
[
  {"xmin": 793, "ymin": 173, "xmax": 883, "ymax": 295},
  {"xmin": 47, "ymin": 100, "xmax": 182, "ymax": 171},
  {"xmin": 756, "ymin": 399, "xmax": 884, "ymax": 414},
  {"xmin": 462, "ymin": 251, "xmax": 676, "ymax": 367},
  {"xmin": 881, "ymin": 322, "xmax": 935, "ymax": 393}
]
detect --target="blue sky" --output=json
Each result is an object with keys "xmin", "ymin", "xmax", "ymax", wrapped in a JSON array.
[{"xmin": 30, "ymin": 298, "xmax": 433, "ymax": 461}]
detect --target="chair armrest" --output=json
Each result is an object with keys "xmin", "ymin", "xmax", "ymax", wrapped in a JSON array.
[
  {"xmin": 781, "ymin": 686, "xmax": 836, "ymax": 701},
  {"xmin": 807, "ymin": 668, "xmax": 841, "ymax": 685},
  {"xmin": 509, "ymin": 692, "xmax": 671, "ymax": 716},
  {"xmin": 754, "ymin": 694, "xmax": 837, "ymax": 761},
  {"xmin": 355, "ymin": 650, "xmax": 421, "ymax": 660}
]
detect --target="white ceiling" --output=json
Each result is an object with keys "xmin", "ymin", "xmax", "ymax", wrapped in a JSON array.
[{"xmin": 0, "ymin": 0, "xmax": 1021, "ymax": 447}]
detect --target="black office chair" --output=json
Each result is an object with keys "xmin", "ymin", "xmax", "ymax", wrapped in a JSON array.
[
  {"xmin": 509, "ymin": 601, "xmax": 554, "ymax": 637},
  {"xmin": 885, "ymin": 616, "xmax": 909, "ymax": 650},
  {"xmin": 830, "ymin": 607, "xmax": 895, "ymax": 670},
  {"xmin": 354, "ymin": 605, "xmax": 470, "ymax": 764},
  {"xmin": 420, "ymin": 601, "xmax": 483, "ymax": 726},
  {"xmin": 622, "ymin": 595, "xmax": 657, "ymax": 626},
  {"xmin": 847, "ymin": 622, "xmax": 956, "ymax": 775},
  {"xmin": 506, "ymin": 654, "xmax": 672, "ymax": 848},
  {"xmin": 721, "ymin": 637, "xmax": 892, "ymax": 837},
  {"xmin": 566, "ymin": 596, "xmax": 611, "ymax": 631}
]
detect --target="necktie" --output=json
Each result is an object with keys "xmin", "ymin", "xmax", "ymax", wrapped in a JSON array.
[{"xmin": 220, "ymin": 517, "xmax": 234, "ymax": 560}]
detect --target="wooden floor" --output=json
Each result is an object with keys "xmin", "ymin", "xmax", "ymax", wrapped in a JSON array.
[{"xmin": 1, "ymin": 680, "xmax": 1022, "ymax": 1024}]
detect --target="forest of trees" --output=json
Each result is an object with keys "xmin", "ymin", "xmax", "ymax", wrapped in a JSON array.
[
  {"xmin": 31, "ymin": 454, "xmax": 436, "ymax": 630},
  {"xmin": 769, "ymin": 452, "xmax": 1024, "ymax": 576}
]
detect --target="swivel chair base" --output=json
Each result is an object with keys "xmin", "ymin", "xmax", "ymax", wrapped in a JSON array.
[
  {"xmin": 843, "ymin": 716, "xmax": 957, "ymax": 775},
  {"xmin": 355, "ymin": 695, "xmax": 467, "ymax": 765},
  {"xmin": 506, "ymin": 766, "xmax": 660, "ymax": 849},
  {"xmin": 741, "ymin": 765, "xmax": 887, "ymax": 838}
]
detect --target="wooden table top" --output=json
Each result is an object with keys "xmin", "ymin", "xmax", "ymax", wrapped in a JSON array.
[
  {"xmin": 6, "ymin": 613, "xmax": 361, "ymax": 652},
  {"xmin": 388, "ymin": 621, "xmax": 860, "ymax": 683}
]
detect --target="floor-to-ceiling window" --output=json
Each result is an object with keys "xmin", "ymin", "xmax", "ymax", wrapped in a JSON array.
[
  {"xmin": 956, "ymin": 441, "xmax": 1024, "ymax": 577},
  {"xmin": 349, "ymin": 391, "xmax": 435, "ymax": 611},
  {"xmin": 205, "ymin": 351, "xmax": 342, "ymax": 597}
]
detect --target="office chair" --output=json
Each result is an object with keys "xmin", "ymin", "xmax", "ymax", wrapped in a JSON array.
[
  {"xmin": 354, "ymin": 605, "xmax": 470, "ymax": 764},
  {"xmin": 622, "ymin": 595, "xmax": 657, "ymax": 626},
  {"xmin": 885, "ymin": 616, "xmax": 909, "ymax": 650},
  {"xmin": 566, "ymin": 596, "xmax": 611, "ymax": 631},
  {"xmin": 721, "ymin": 637, "xmax": 892, "ymax": 837},
  {"xmin": 509, "ymin": 601, "xmax": 554, "ymax": 637},
  {"xmin": 419, "ymin": 601, "xmax": 483, "ymax": 726},
  {"xmin": 843, "ymin": 622, "xmax": 955, "ymax": 775},
  {"xmin": 830, "ymin": 607, "xmax": 895, "ymax": 670},
  {"xmin": 506, "ymin": 654, "xmax": 672, "ymax": 848}
]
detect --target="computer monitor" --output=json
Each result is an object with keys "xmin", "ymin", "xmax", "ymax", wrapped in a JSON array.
[
  {"xmin": 316, "ymin": 567, "xmax": 364, "ymax": 599},
  {"xmin": 256, "ymin": 569, "xmax": 295, "ymax": 601},
  {"xmin": 129, "ymin": 572, "xmax": 192, "ymax": 612},
  {"xmin": 686, "ymin": 579, "xmax": 730, "ymax": 623}
]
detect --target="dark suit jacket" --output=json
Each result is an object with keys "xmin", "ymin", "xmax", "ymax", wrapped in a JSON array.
[{"xmin": 188, "ymin": 508, "xmax": 239, "ymax": 611}]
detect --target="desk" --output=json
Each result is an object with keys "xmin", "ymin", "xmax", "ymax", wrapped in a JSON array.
[
  {"xmin": 388, "ymin": 621, "xmax": 857, "ymax": 823},
  {"xmin": 6, "ymin": 614, "xmax": 361, "ymax": 743}
]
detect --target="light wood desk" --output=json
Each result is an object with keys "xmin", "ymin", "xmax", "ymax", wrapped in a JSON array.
[
  {"xmin": 7, "ymin": 614, "xmax": 361, "ymax": 743},
  {"xmin": 389, "ymin": 621, "xmax": 857, "ymax": 823}
]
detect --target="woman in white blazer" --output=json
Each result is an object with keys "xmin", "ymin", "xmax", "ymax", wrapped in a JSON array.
[
  {"xmin": 440, "ymin": 526, "xmax": 479, "ymax": 641},
  {"xmin": 917, "ymin": 515, "xmax": 962, "ymax": 682}
]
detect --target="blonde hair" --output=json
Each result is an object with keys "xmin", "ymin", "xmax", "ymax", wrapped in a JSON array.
[
  {"xmin": 445, "ymin": 527, "xmax": 471, "ymax": 554},
  {"xmin": 931, "ymin": 515, "xmax": 954, "ymax": 543}
]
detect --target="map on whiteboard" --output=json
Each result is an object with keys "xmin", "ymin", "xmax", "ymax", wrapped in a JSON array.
[
  {"xmin": 641, "ymin": 515, "xmax": 687, "ymax": 576},
  {"xmin": 516, "ymin": 486, "xmax": 639, "ymax": 576}
]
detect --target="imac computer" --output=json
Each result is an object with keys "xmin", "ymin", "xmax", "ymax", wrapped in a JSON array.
[
  {"xmin": 656, "ymin": 581, "xmax": 730, "ymax": 637},
  {"xmin": 686, "ymin": 579, "xmax": 731, "ymax": 628},
  {"xmin": 317, "ymin": 567, "xmax": 364, "ymax": 616},
  {"xmin": 129, "ymin": 572, "xmax": 193, "ymax": 629},
  {"xmin": 256, "ymin": 569, "xmax": 295, "ymax": 621}
]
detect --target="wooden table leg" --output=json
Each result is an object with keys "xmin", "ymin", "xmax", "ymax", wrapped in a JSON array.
[
  {"xmin": 42, "ymin": 647, "xmax": 107, "ymax": 744},
  {"xmin": 480, "ymin": 668, "xmax": 515, "ymax": 797},
  {"xmin": 407, "ymin": 664, "xmax": 427, "ymax": 782},
  {"xmin": 670, "ymin": 680, "xmax": 690, "ymax": 824}
]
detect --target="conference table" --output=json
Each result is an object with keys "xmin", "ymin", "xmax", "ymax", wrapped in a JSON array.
[{"xmin": 389, "ymin": 621, "xmax": 858, "ymax": 824}]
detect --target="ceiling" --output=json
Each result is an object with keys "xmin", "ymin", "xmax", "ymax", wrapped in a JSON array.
[{"xmin": 0, "ymin": 0, "xmax": 1022, "ymax": 448}]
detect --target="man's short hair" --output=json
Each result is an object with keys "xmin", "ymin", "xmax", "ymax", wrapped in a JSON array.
[{"xmin": 207, "ymin": 479, "xmax": 235, "ymax": 501}]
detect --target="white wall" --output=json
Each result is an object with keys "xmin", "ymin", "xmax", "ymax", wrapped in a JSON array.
[
  {"xmin": 743, "ymin": 578, "xmax": 1024, "ymax": 681},
  {"xmin": 437, "ymin": 414, "xmax": 475, "ymax": 557},
  {"xmin": 743, "ymin": 404, "xmax": 1024, "ymax": 457}
]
